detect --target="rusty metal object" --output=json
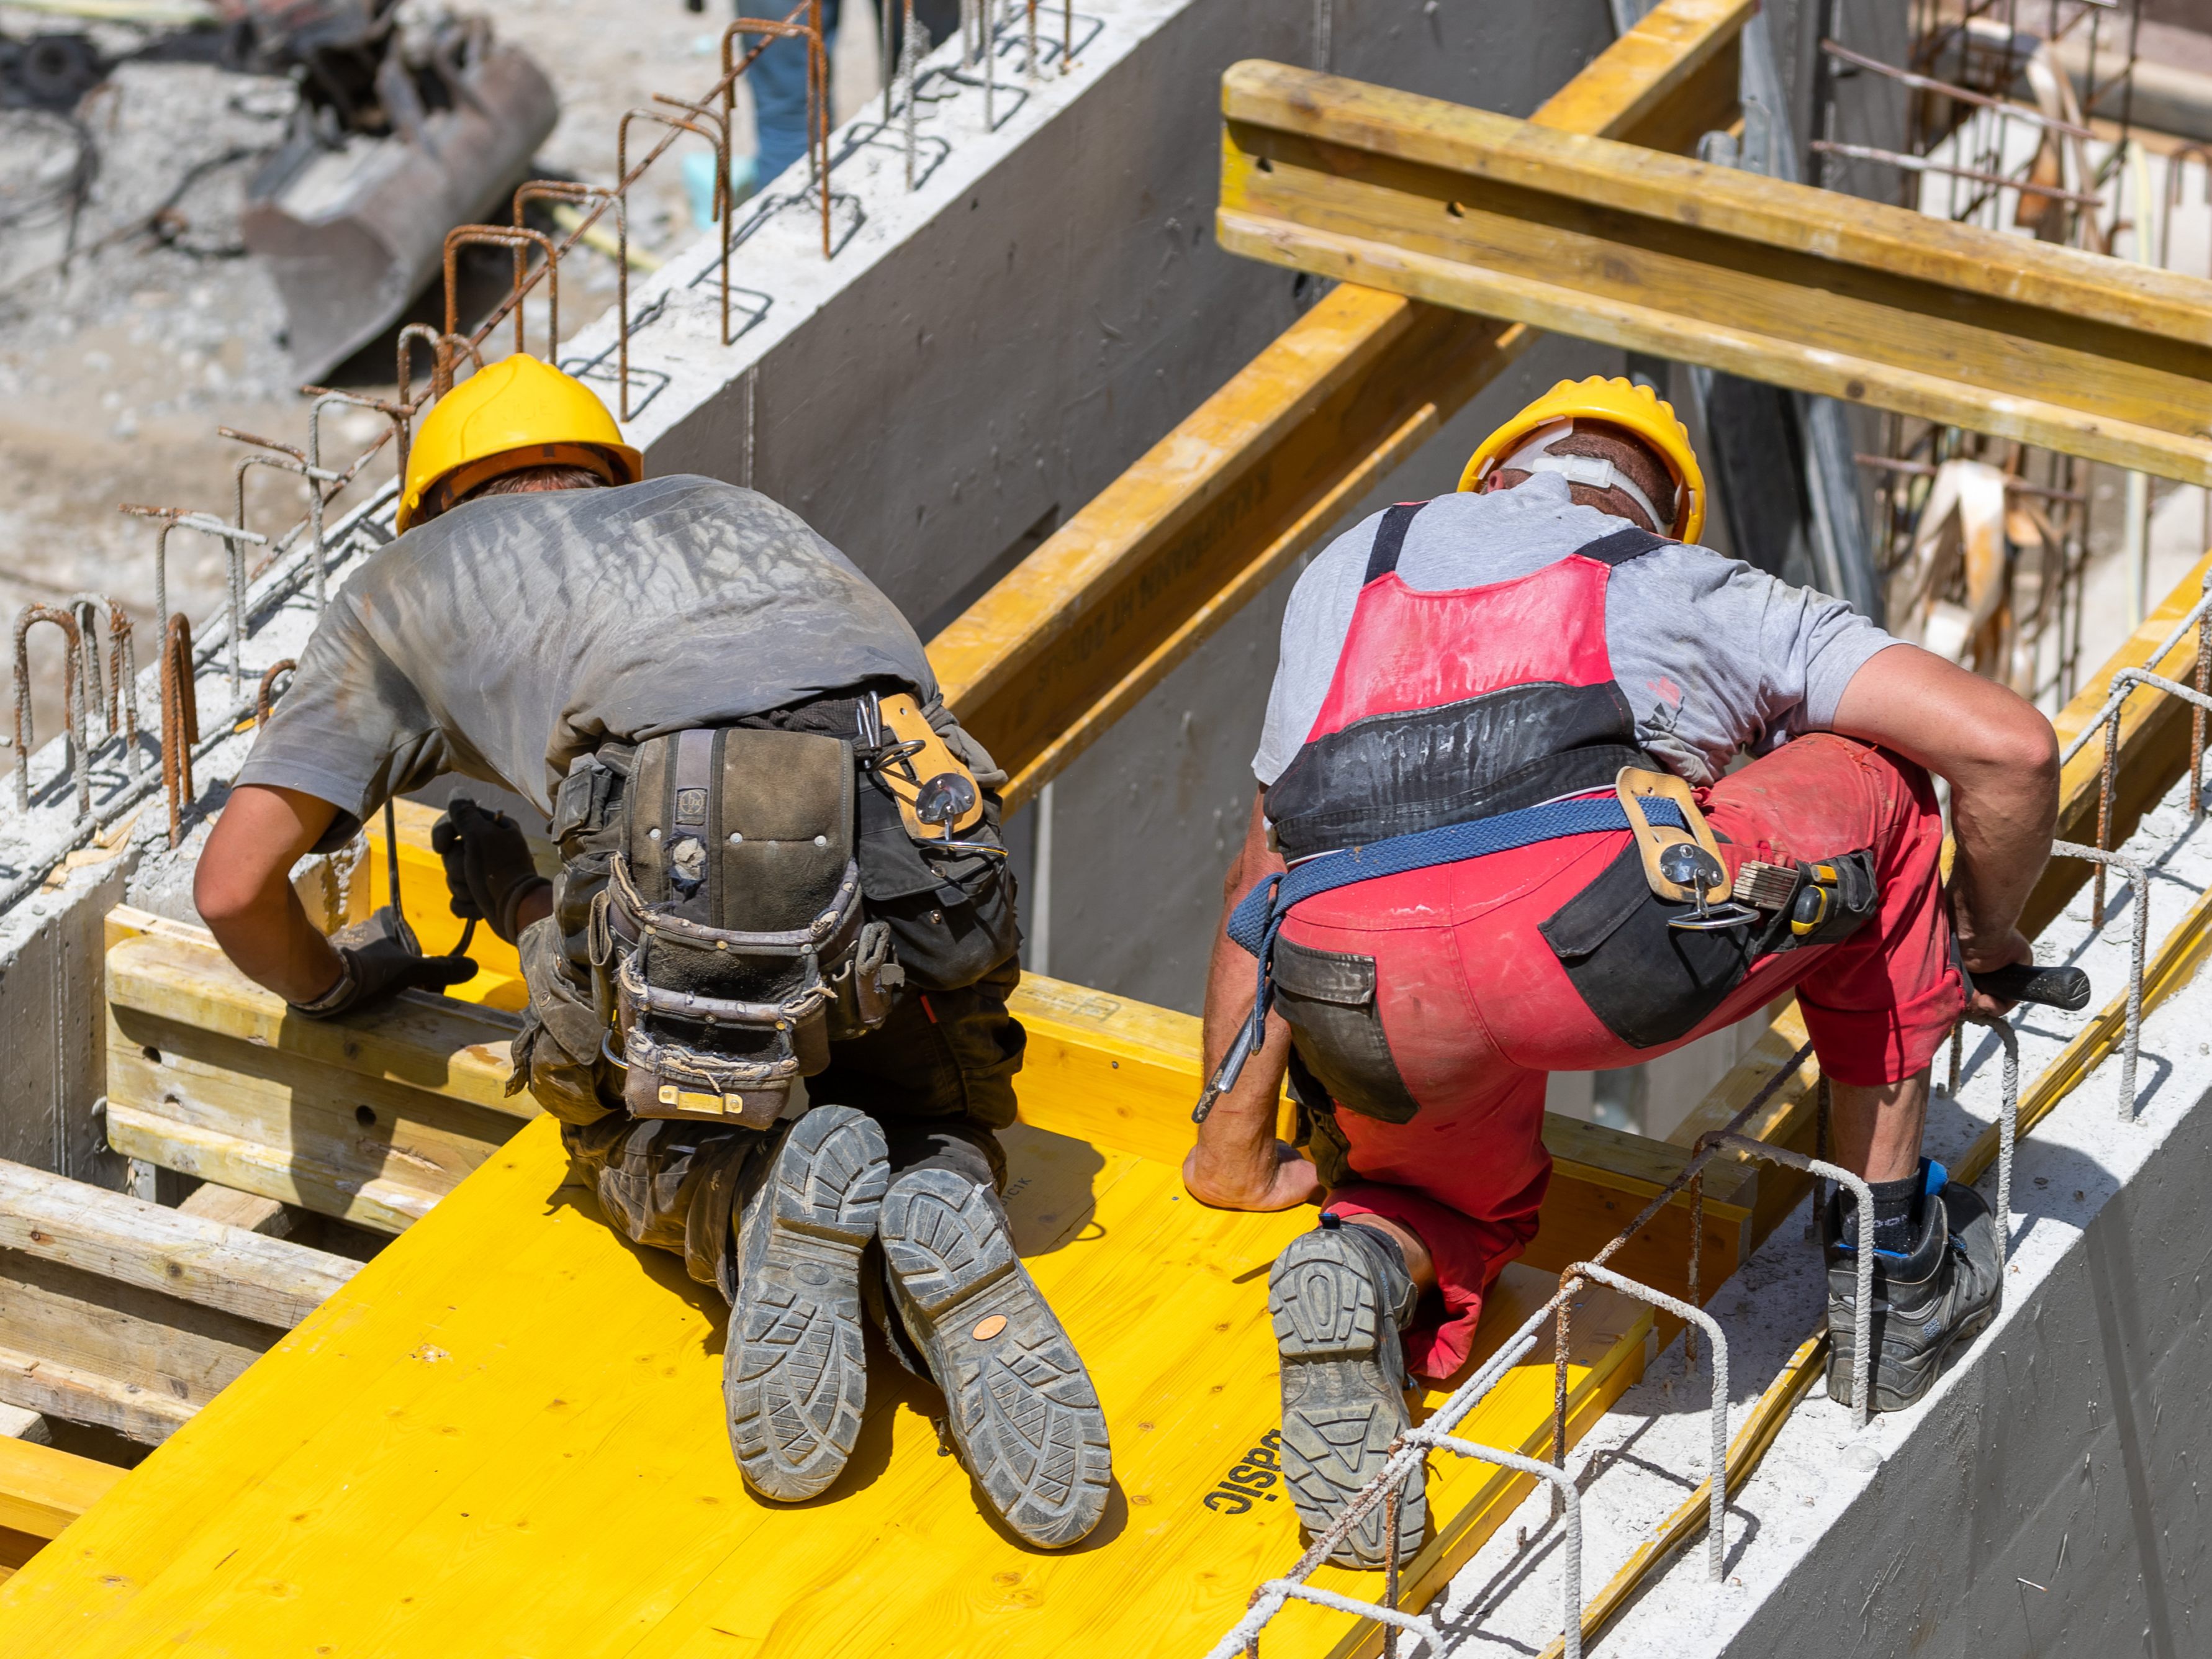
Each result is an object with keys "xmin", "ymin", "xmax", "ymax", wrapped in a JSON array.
[
  {"xmin": 443, "ymin": 225, "xmax": 561, "ymax": 361},
  {"xmin": 256, "ymin": 659, "xmax": 298, "ymax": 726},
  {"xmin": 161, "ymin": 614, "xmax": 201, "ymax": 851},
  {"xmin": 64, "ymin": 594, "xmax": 138, "ymax": 780},
  {"xmin": 12, "ymin": 605, "xmax": 88, "ymax": 821},
  {"xmin": 119, "ymin": 506, "xmax": 270, "ymax": 690},
  {"xmin": 240, "ymin": 25, "xmax": 559, "ymax": 380}
]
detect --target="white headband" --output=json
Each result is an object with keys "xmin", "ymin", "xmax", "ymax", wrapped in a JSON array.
[{"xmin": 1498, "ymin": 423, "xmax": 1672, "ymax": 535}]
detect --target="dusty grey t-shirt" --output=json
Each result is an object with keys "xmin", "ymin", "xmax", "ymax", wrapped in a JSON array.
[
  {"xmin": 1252, "ymin": 474, "xmax": 1900, "ymax": 789},
  {"xmin": 240, "ymin": 475, "xmax": 962, "ymax": 833}
]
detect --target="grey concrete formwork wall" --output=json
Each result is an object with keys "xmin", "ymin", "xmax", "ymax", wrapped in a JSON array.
[{"xmin": 1722, "ymin": 1085, "xmax": 2212, "ymax": 1659}]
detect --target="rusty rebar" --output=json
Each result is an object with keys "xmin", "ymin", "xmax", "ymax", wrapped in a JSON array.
[
  {"xmin": 256, "ymin": 659, "xmax": 296, "ymax": 726},
  {"xmin": 13, "ymin": 605, "xmax": 88, "ymax": 820},
  {"xmin": 2160, "ymin": 143, "xmax": 2212, "ymax": 273},
  {"xmin": 65, "ymin": 594, "xmax": 137, "ymax": 777},
  {"xmin": 161, "ymin": 613, "xmax": 198, "ymax": 849},
  {"xmin": 719, "ymin": 13, "xmax": 830, "ymax": 256},
  {"xmin": 445, "ymin": 225, "xmax": 561, "ymax": 360}
]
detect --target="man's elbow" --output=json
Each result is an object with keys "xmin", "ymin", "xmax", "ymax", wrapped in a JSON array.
[
  {"xmin": 1955, "ymin": 701, "xmax": 2059, "ymax": 796},
  {"xmin": 192, "ymin": 859, "xmax": 255, "ymax": 934}
]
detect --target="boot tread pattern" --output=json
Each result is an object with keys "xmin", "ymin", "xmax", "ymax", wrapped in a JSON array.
[
  {"xmin": 881, "ymin": 1169, "xmax": 1111, "ymax": 1548},
  {"xmin": 1269, "ymin": 1231, "xmax": 1425, "ymax": 1569},
  {"xmin": 728, "ymin": 1108, "xmax": 890, "ymax": 1502}
]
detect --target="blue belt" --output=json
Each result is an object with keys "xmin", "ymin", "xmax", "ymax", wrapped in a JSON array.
[{"xmin": 1196, "ymin": 793, "xmax": 1687, "ymax": 1120}]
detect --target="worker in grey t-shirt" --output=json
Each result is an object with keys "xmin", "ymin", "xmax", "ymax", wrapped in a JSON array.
[
  {"xmin": 196, "ymin": 355, "xmax": 1109, "ymax": 1545},
  {"xmin": 1185, "ymin": 376, "xmax": 2057, "ymax": 1568}
]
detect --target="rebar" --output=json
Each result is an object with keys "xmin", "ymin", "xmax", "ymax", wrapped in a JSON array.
[
  {"xmin": 1971, "ymin": 1013, "xmax": 2022, "ymax": 1244},
  {"xmin": 160, "ymin": 614, "xmax": 198, "ymax": 849},
  {"xmin": 444, "ymin": 225, "xmax": 562, "ymax": 360},
  {"xmin": 12, "ymin": 606, "xmax": 88, "ymax": 821},
  {"xmin": 1699, "ymin": 1133, "xmax": 1874, "ymax": 1430},
  {"xmin": 256, "ymin": 659, "xmax": 296, "ymax": 727},
  {"xmin": 2051, "ymin": 839, "xmax": 2149, "ymax": 1118},
  {"xmin": 63, "ymin": 594, "xmax": 137, "ymax": 778},
  {"xmin": 1568, "ymin": 1261, "xmax": 1730, "ymax": 1582}
]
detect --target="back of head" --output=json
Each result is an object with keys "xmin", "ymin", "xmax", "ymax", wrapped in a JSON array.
[
  {"xmin": 398, "ymin": 354, "xmax": 644, "ymax": 532},
  {"xmin": 1459, "ymin": 376, "xmax": 1706, "ymax": 543}
]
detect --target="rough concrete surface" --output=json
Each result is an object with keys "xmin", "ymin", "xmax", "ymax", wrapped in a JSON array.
[{"xmin": 1403, "ymin": 769, "xmax": 2212, "ymax": 1658}]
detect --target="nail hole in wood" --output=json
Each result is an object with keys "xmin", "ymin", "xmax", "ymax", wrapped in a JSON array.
[{"xmin": 356, "ymin": 1105, "xmax": 377, "ymax": 1127}]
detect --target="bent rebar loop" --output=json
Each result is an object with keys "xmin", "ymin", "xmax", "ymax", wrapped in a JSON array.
[
  {"xmin": 444, "ymin": 225, "xmax": 562, "ymax": 362},
  {"xmin": 719, "ymin": 11, "xmax": 831, "ymax": 253},
  {"xmin": 63, "ymin": 593, "xmax": 138, "ymax": 776},
  {"xmin": 12, "ymin": 604, "xmax": 88, "ymax": 820}
]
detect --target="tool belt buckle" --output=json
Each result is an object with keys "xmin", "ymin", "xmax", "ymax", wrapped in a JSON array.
[{"xmin": 1614, "ymin": 767, "xmax": 1760, "ymax": 932}]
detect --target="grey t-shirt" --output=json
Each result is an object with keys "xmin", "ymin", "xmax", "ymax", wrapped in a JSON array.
[
  {"xmin": 1253, "ymin": 474, "xmax": 1900, "ymax": 789},
  {"xmin": 240, "ymin": 475, "xmax": 968, "ymax": 833}
]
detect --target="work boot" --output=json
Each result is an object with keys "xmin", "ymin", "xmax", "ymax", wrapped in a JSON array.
[
  {"xmin": 1822, "ymin": 1162, "xmax": 2002, "ymax": 1414},
  {"xmin": 725, "ymin": 1105, "xmax": 891, "ymax": 1501},
  {"xmin": 878, "ymin": 1167, "xmax": 1113, "ymax": 1547},
  {"xmin": 1271, "ymin": 1216, "xmax": 1424, "ymax": 1568}
]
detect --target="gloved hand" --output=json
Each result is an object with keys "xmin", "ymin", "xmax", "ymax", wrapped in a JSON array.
[
  {"xmin": 431, "ymin": 797, "xmax": 552, "ymax": 944},
  {"xmin": 289, "ymin": 906, "xmax": 477, "ymax": 1019}
]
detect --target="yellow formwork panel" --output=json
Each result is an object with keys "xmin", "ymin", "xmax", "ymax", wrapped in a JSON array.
[
  {"xmin": 366, "ymin": 803, "xmax": 535, "ymax": 1013},
  {"xmin": 0, "ymin": 1104, "xmax": 1646, "ymax": 1655}
]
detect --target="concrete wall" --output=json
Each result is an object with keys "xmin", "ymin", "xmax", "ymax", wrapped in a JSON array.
[{"xmin": 1722, "ymin": 1083, "xmax": 2212, "ymax": 1659}]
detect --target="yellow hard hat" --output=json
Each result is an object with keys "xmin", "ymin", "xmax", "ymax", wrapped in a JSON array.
[
  {"xmin": 397, "ymin": 354, "xmax": 644, "ymax": 532},
  {"xmin": 1458, "ymin": 375, "xmax": 1705, "ymax": 544}
]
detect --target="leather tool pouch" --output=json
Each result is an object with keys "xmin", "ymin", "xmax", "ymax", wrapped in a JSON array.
[
  {"xmin": 1540, "ymin": 839, "xmax": 1881, "ymax": 1049},
  {"xmin": 1270, "ymin": 936, "xmax": 1422, "ymax": 1124},
  {"xmin": 597, "ymin": 726, "xmax": 901, "ymax": 1128}
]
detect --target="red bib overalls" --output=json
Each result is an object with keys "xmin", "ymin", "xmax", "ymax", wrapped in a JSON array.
[{"xmin": 1265, "ymin": 504, "xmax": 1964, "ymax": 1381}]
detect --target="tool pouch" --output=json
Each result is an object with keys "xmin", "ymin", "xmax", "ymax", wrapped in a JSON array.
[
  {"xmin": 597, "ymin": 726, "xmax": 901, "ymax": 1128},
  {"xmin": 1783, "ymin": 850, "xmax": 1879, "ymax": 947}
]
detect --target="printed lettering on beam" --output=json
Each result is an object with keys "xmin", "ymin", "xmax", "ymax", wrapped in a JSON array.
[{"xmin": 1201, "ymin": 1428, "xmax": 1284, "ymax": 1516}]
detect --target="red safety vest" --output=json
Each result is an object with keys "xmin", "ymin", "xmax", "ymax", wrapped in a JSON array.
[{"xmin": 1265, "ymin": 502, "xmax": 1671, "ymax": 861}]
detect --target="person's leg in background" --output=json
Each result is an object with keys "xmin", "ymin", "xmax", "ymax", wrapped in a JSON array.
[{"xmin": 738, "ymin": 0, "xmax": 962, "ymax": 189}]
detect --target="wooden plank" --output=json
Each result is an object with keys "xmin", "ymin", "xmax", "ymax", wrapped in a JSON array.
[
  {"xmin": 0, "ymin": 1160, "xmax": 353, "ymax": 1329},
  {"xmin": 0, "ymin": 1113, "xmax": 1651, "ymax": 1657},
  {"xmin": 104, "ymin": 915, "xmax": 525, "ymax": 1116},
  {"xmin": 0, "ymin": 1343, "xmax": 195, "ymax": 1447},
  {"xmin": 1216, "ymin": 61, "xmax": 2212, "ymax": 486},
  {"xmin": 0, "ymin": 1435, "xmax": 122, "ymax": 1542},
  {"xmin": 106, "ymin": 1029, "xmax": 523, "ymax": 1203},
  {"xmin": 176, "ymin": 1184, "xmax": 291, "ymax": 1238},
  {"xmin": 927, "ymin": 0, "xmax": 1754, "ymax": 808},
  {"xmin": 104, "ymin": 1103, "xmax": 436, "ymax": 1236},
  {"xmin": 0, "ymin": 1251, "xmax": 274, "ymax": 1435}
]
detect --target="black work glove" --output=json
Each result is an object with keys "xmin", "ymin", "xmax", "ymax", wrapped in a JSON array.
[
  {"xmin": 289, "ymin": 906, "xmax": 477, "ymax": 1019},
  {"xmin": 431, "ymin": 797, "xmax": 553, "ymax": 944}
]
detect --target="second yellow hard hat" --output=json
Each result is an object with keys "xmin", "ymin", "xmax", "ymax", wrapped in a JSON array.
[
  {"xmin": 1460, "ymin": 376, "xmax": 1705, "ymax": 544},
  {"xmin": 398, "ymin": 354, "xmax": 644, "ymax": 532}
]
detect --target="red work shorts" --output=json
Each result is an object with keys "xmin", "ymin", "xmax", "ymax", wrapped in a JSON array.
[{"xmin": 1272, "ymin": 735, "xmax": 1962, "ymax": 1381}]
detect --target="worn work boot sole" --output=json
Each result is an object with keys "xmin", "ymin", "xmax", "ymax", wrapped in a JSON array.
[
  {"xmin": 1271, "ymin": 1228, "xmax": 1424, "ymax": 1569},
  {"xmin": 880, "ymin": 1168, "xmax": 1112, "ymax": 1548},
  {"xmin": 726, "ymin": 1105, "xmax": 891, "ymax": 1502}
]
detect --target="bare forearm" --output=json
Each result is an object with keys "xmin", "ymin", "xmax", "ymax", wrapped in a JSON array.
[
  {"xmin": 1185, "ymin": 792, "xmax": 1316, "ymax": 1212},
  {"xmin": 207, "ymin": 885, "xmax": 345, "ymax": 1003},
  {"xmin": 1948, "ymin": 763, "xmax": 2057, "ymax": 959},
  {"xmin": 196, "ymin": 783, "xmax": 345, "ymax": 1003},
  {"xmin": 1831, "ymin": 644, "xmax": 2058, "ymax": 960}
]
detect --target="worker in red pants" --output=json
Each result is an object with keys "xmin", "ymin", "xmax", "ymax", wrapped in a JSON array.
[{"xmin": 1185, "ymin": 377, "xmax": 2058, "ymax": 1567}]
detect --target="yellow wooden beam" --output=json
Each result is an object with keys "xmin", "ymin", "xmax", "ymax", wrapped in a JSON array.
[
  {"xmin": 0, "ymin": 1435, "xmax": 122, "ymax": 1544},
  {"xmin": 1217, "ymin": 60, "xmax": 2212, "ymax": 487},
  {"xmin": 927, "ymin": 0, "xmax": 1754, "ymax": 808}
]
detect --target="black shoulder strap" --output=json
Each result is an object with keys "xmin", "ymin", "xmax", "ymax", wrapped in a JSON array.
[
  {"xmin": 1362, "ymin": 502, "xmax": 1427, "ymax": 583},
  {"xmin": 1576, "ymin": 526, "xmax": 1673, "ymax": 567}
]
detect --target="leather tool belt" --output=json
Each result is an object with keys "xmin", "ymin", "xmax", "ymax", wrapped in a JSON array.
[{"xmin": 592, "ymin": 726, "xmax": 902, "ymax": 1128}]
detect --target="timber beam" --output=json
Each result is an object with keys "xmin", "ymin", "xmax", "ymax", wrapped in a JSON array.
[
  {"xmin": 1216, "ymin": 60, "xmax": 2212, "ymax": 487},
  {"xmin": 0, "ymin": 1158, "xmax": 356, "ymax": 1445},
  {"xmin": 927, "ymin": 0, "xmax": 1755, "ymax": 808}
]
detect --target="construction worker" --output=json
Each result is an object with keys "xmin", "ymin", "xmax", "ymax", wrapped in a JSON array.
[
  {"xmin": 1186, "ymin": 377, "xmax": 2057, "ymax": 1566},
  {"xmin": 194, "ymin": 354, "xmax": 1111, "ymax": 1547}
]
